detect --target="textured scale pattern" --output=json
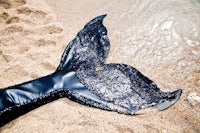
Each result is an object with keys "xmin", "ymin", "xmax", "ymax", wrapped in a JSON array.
[
  {"xmin": 76, "ymin": 63, "xmax": 178, "ymax": 112},
  {"xmin": 57, "ymin": 15, "xmax": 110, "ymax": 71}
]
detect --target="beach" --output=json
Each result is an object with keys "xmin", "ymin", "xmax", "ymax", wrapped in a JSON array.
[{"xmin": 0, "ymin": 0, "xmax": 200, "ymax": 132}]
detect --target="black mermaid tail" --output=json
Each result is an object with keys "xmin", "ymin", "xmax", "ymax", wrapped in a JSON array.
[{"xmin": 0, "ymin": 15, "xmax": 182, "ymax": 127}]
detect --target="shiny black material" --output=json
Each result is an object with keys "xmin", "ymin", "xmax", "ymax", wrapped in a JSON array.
[{"xmin": 0, "ymin": 15, "xmax": 182, "ymax": 127}]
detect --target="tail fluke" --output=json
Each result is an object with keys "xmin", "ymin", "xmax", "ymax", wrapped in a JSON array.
[{"xmin": 56, "ymin": 14, "xmax": 110, "ymax": 71}]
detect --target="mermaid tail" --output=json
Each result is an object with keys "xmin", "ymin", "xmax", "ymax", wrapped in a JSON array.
[{"xmin": 0, "ymin": 15, "xmax": 182, "ymax": 127}]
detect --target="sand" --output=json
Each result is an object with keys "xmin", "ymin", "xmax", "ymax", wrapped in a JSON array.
[{"xmin": 0, "ymin": 0, "xmax": 200, "ymax": 132}]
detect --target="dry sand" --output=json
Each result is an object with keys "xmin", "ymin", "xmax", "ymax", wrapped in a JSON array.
[{"xmin": 0, "ymin": 0, "xmax": 200, "ymax": 132}]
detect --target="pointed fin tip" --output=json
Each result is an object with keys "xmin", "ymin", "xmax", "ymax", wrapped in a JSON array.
[
  {"xmin": 155, "ymin": 89, "xmax": 182, "ymax": 111},
  {"xmin": 98, "ymin": 14, "xmax": 107, "ymax": 21},
  {"xmin": 88, "ymin": 14, "xmax": 107, "ymax": 25}
]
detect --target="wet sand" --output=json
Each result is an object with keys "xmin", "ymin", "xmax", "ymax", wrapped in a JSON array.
[{"xmin": 0, "ymin": 0, "xmax": 200, "ymax": 132}]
